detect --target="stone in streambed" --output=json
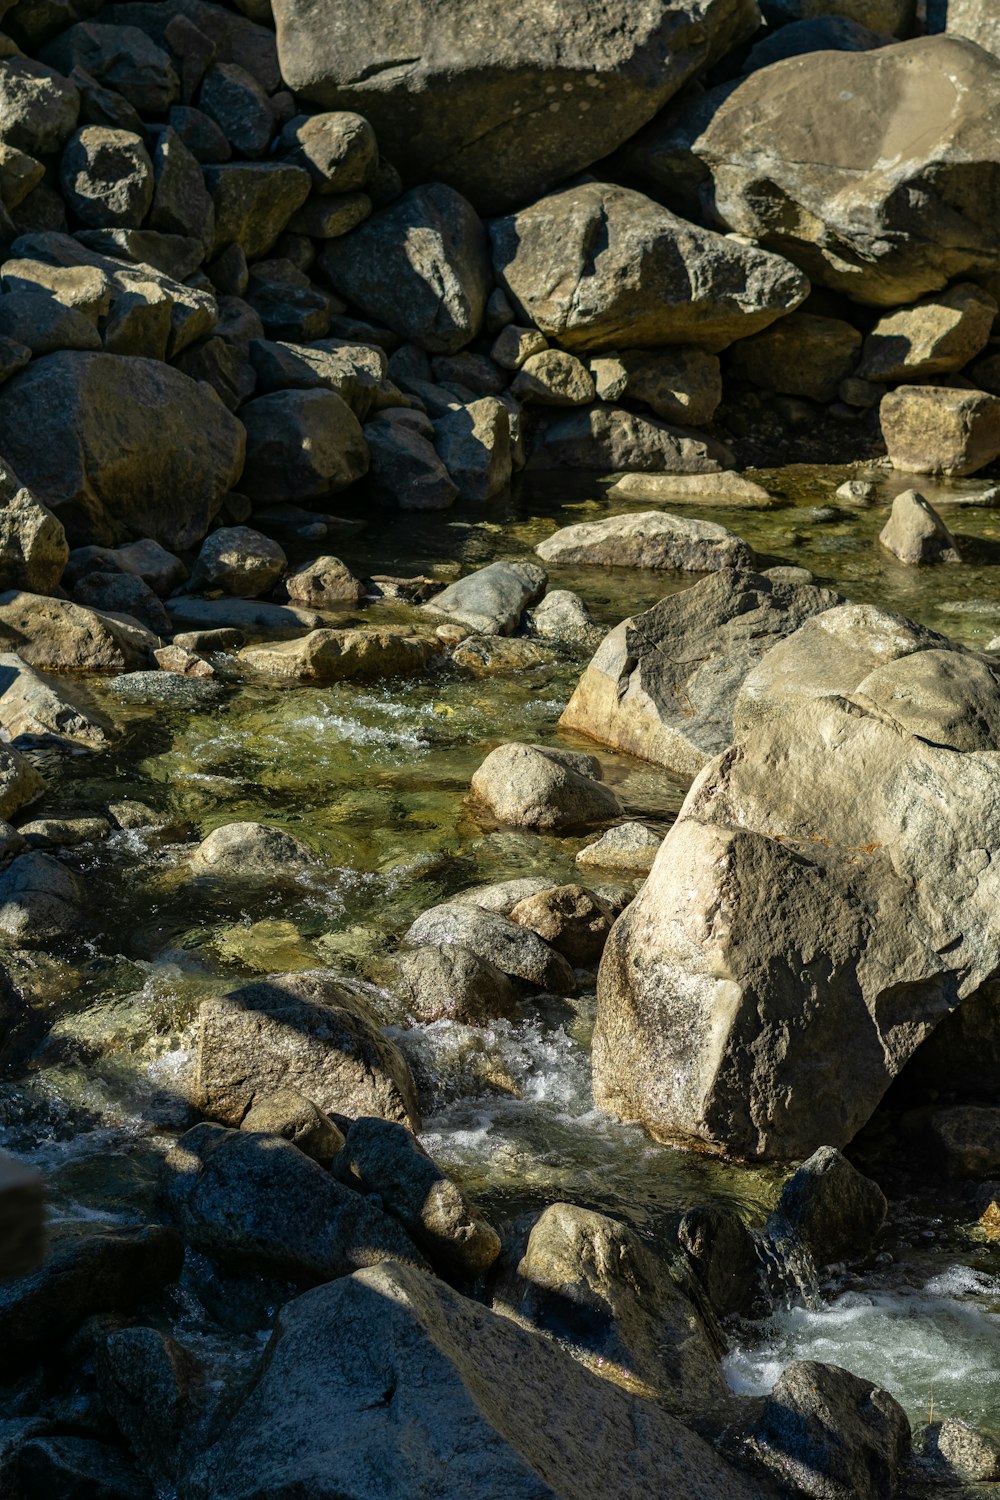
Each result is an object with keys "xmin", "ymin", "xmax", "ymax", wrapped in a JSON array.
[
  {"xmin": 527, "ymin": 404, "xmax": 732, "ymax": 474},
  {"xmin": 190, "ymin": 821, "xmax": 316, "ymax": 878},
  {"xmin": 878, "ymin": 489, "xmax": 960, "ymax": 564},
  {"xmin": 0, "ymin": 651, "xmax": 116, "ymax": 749},
  {"xmin": 239, "ymin": 628, "xmax": 436, "ymax": 683},
  {"xmin": 364, "ymin": 408, "xmax": 459, "ymax": 510},
  {"xmin": 73, "ymin": 570, "xmax": 171, "ymax": 636},
  {"xmin": 527, "ymin": 589, "xmax": 598, "ymax": 643},
  {"xmin": 281, "ymin": 556, "xmax": 364, "ymax": 610},
  {"xmin": 576, "ymin": 823, "xmax": 663, "ymax": 875},
  {"xmin": 423, "ymin": 561, "xmax": 546, "ymax": 636},
  {"xmin": 433, "ymin": 397, "xmax": 511, "ymax": 500},
  {"xmin": 405, "ymin": 902, "xmax": 576, "ymax": 995},
  {"xmin": 536, "ymin": 511, "xmax": 751, "ymax": 572},
  {"xmin": 241, "ymin": 1089, "xmax": 344, "ymax": 1164},
  {"xmin": 606, "ymin": 471, "xmax": 775, "ymax": 507},
  {"xmin": 0, "ymin": 850, "xmax": 86, "ymax": 943},
  {"xmin": 194, "ymin": 970, "xmax": 420, "ymax": 1129},
  {"xmin": 768, "ymin": 1146, "xmax": 887, "ymax": 1268},
  {"xmin": 0, "ymin": 591, "xmax": 157, "ymax": 670},
  {"xmin": 188, "ymin": 526, "xmax": 287, "ymax": 599},
  {"xmin": 509, "ymin": 884, "xmax": 613, "ymax": 967},
  {"xmin": 880, "ymin": 385, "xmax": 1000, "ymax": 476},
  {"xmin": 916, "ymin": 1418, "xmax": 1000, "ymax": 1484},
  {"xmin": 110, "ymin": 670, "xmax": 223, "ymax": 707},
  {"xmin": 469, "ymin": 743, "xmax": 622, "ymax": 834},
  {"xmin": 388, "ymin": 944, "xmax": 521, "ymax": 1025},
  {"xmin": 0, "ymin": 741, "xmax": 42, "ymax": 819},
  {"xmin": 727, "ymin": 313, "xmax": 862, "ymax": 403}
]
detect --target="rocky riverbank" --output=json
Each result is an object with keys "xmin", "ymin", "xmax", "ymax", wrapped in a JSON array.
[{"xmin": 0, "ymin": 0, "xmax": 999, "ymax": 1496}]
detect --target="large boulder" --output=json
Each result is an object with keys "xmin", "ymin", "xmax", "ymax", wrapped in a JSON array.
[
  {"xmin": 187, "ymin": 1261, "xmax": 759, "ymax": 1500},
  {"xmin": 0, "ymin": 591, "xmax": 157, "ymax": 670},
  {"xmin": 536, "ymin": 511, "xmax": 752, "ymax": 572},
  {"xmin": 491, "ymin": 181, "xmax": 808, "ymax": 352},
  {"xmin": 238, "ymin": 388, "xmax": 368, "ymax": 502},
  {"xmin": 320, "ymin": 184, "xmax": 491, "ymax": 355},
  {"xmin": 271, "ymin": 0, "xmax": 761, "ymax": 213},
  {"xmin": 560, "ymin": 569, "xmax": 841, "ymax": 779},
  {"xmin": 469, "ymin": 742, "xmax": 622, "ymax": 834},
  {"xmin": 194, "ymin": 970, "xmax": 421, "ymax": 1130},
  {"xmin": 879, "ymin": 385, "xmax": 1000, "ymax": 476},
  {"xmin": 691, "ymin": 36, "xmax": 1000, "ymax": 305},
  {"xmin": 594, "ymin": 612, "xmax": 1000, "ymax": 1158},
  {"xmin": 0, "ymin": 352, "xmax": 245, "ymax": 549}
]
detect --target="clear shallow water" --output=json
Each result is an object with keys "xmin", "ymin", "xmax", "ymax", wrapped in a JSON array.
[{"xmin": 4, "ymin": 463, "xmax": 1000, "ymax": 1425}]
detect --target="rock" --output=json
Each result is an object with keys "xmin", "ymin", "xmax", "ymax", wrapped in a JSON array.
[
  {"xmin": 768, "ymin": 1147, "xmax": 887, "ymax": 1267},
  {"xmin": 282, "ymin": 110, "xmax": 378, "ymax": 193},
  {"xmin": 878, "ymin": 489, "xmax": 960, "ymax": 565},
  {"xmin": 450, "ymin": 877, "xmax": 556, "ymax": 915},
  {"xmin": 469, "ymin": 742, "xmax": 622, "ymax": 833},
  {"xmin": 199, "ymin": 62, "xmax": 271, "ymax": 159},
  {"xmin": 0, "ymin": 849, "xmax": 85, "ymax": 943},
  {"xmin": 271, "ymin": 0, "xmax": 760, "ymax": 213},
  {"xmin": 249, "ymin": 337, "xmax": 387, "ymax": 416},
  {"xmin": 0, "ymin": 650, "xmax": 116, "ymax": 748},
  {"xmin": 836, "ymin": 478, "xmax": 879, "ymax": 505},
  {"xmin": 405, "ymin": 902, "xmax": 577, "ymax": 994},
  {"xmin": 491, "ymin": 181, "xmax": 808, "ymax": 352},
  {"xmin": 41, "ymin": 21, "xmax": 178, "ymax": 115},
  {"xmin": 607, "ymin": 471, "xmax": 775, "ymax": 507},
  {"xmin": 0, "ymin": 1436, "xmax": 150, "ymax": 1498},
  {"xmin": 73, "ymin": 570, "xmax": 171, "ymax": 635},
  {"xmin": 508, "ymin": 1202, "xmax": 730, "ymax": 1425},
  {"xmin": 0, "ymin": 56, "xmax": 79, "ymax": 156},
  {"xmin": 0, "ymin": 1151, "xmax": 44, "ymax": 1279},
  {"xmin": 0, "ymin": 1222, "xmax": 182, "ymax": 1370},
  {"xmin": 491, "ymin": 324, "xmax": 547, "ymax": 371},
  {"xmin": 166, "ymin": 596, "xmax": 322, "ymax": 638},
  {"xmin": 59, "ymin": 125, "xmax": 153, "ymax": 228},
  {"xmin": 244, "ymin": 257, "xmax": 333, "ymax": 342},
  {"xmin": 19, "ymin": 816, "xmax": 110, "ymax": 848},
  {"xmin": 509, "ymin": 884, "xmax": 612, "ymax": 966},
  {"xmin": 744, "ymin": 15, "xmax": 895, "ymax": 71},
  {"xmin": 936, "ymin": 0, "xmax": 1000, "ymax": 56},
  {"xmin": 728, "ymin": 313, "xmax": 863, "ymax": 402},
  {"xmin": 169, "ymin": 103, "xmax": 231, "ymax": 163},
  {"xmin": 741, "ymin": 1360, "xmax": 910, "ymax": 1500},
  {"xmin": 281, "ymin": 555, "xmax": 363, "ymax": 610},
  {"xmin": 94, "ymin": 1325, "xmax": 201, "ymax": 1492},
  {"xmin": 194, "ymin": 970, "xmax": 420, "ymax": 1128},
  {"xmin": 916, "ymin": 1418, "xmax": 1000, "ymax": 1483},
  {"xmin": 241, "ymin": 1089, "xmax": 344, "ymax": 1164},
  {"xmin": 0, "ymin": 591, "xmax": 156, "ymax": 670},
  {"xmin": 0, "ymin": 352, "xmax": 245, "ymax": 550},
  {"xmin": 858, "ymin": 283, "xmax": 997, "ymax": 382},
  {"xmin": 576, "ymin": 823, "xmax": 663, "ymax": 874},
  {"xmin": 0, "ymin": 741, "xmax": 42, "ymax": 818},
  {"xmin": 677, "ymin": 1204, "xmax": 762, "ymax": 1320},
  {"xmin": 190, "ymin": 821, "xmax": 315, "ymax": 877},
  {"xmin": 536, "ymin": 511, "xmax": 752, "ymax": 573},
  {"xmin": 188, "ymin": 526, "xmax": 287, "ymax": 598},
  {"xmin": 0, "ymin": 289, "xmax": 101, "ymax": 352},
  {"xmin": 149, "ymin": 126, "xmax": 215, "ymax": 248},
  {"xmin": 0, "ymin": 467, "xmax": 67, "ymax": 594},
  {"xmin": 320, "ymin": 184, "xmax": 490, "ymax": 355},
  {"xmin": 589, "ymin": 347, "xmax": 722, "ymax": 425},
  {"xmin": 511, "ymin": 350, "xmax": 594, "ymax": 407},
  {"xmin": 433, "ymin": 397, "xmax": 511, "ymax": 499},
  {"xmin": 528, "ymin": 589, "xmax": 597, "ymax": 642},
  {"xmin": 164, "ymin": 1123, "xmax": 426, "ymax": 1283},
  {"xmin": 764, "ymin": 0, "xmax": 912, "ymax": 29},
  {"xmin": 364, "ymin": 408, "xmax": 458, "ymax": 509},
  {"xmin": 560, "ymin": 570, "xmax": 843, "ymax": 779},
  {"xmin": 388, "ymin": 944, "xmax": 520, "ymax": 1025},
  {"xmin": 929, "ymin": 1106, "xmax": 1000, "ymax": 1178},
  {"xmin": 239, "ymin": 628, "xmax": 436, "ymax": 683},
  {"xmin": 239, "ymin": 388, "xmax": 368, "ymax": 502},
  {"xmin": 341, "ymin": 1117, "xmax": 500, "ymax": 1278},
  {"xmin": 692, "ymin": 37, "xmax": 1000, "ymax": 305},
  {"xmin": 450, "ymin": 636, "xmax": 554, "ymax": 675},
  {"xmin": 527, "ymin": 404, "xmax": 731, "ymax": 474},
  {"xmin": 880, "ymin": 385, "xmax": 1000, "ymax": 476},
  {"xmin": 423, "ymin": 561, "xmax": 546, "ymax": 636},
  {"xmin": 203, "ymin": 161, "xmax": 311, "ymax": 260}
]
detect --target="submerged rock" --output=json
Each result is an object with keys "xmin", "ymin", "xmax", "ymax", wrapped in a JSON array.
[
  {"xmin": 536, "ymin": 511, "xmax": 751, "ymax": 572},
  {"xmin": 189, "ymin": 821, "xmax": 316, "ymax": 877}
]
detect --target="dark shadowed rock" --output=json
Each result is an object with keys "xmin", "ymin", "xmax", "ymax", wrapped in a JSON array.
[
  {"xmin": 239, "ymin": 387, "xmax": 368, "ymax": 502},
  {"xmin": 768, "ymin": 1147, "xmax": 887, "ymax": 1267}
]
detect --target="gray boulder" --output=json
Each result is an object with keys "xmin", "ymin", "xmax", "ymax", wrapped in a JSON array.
[
  {"xmin": 536, "ymin": 511, "xmax": 752, "ymax": 572},
  {"xmin": 491, "ymin": 181, "xmax": 808, "ymax": 352},
  {"xmin": 526, "ymin": 404, "xmax": 732, "ymax": 473},
  {"xmin": 388, "ymin": 943, "xmax": 521, "ymax": 1024},
  {"xmin": 878, "ymin": 489, "xmax": 960, "ymax": 565},
  {"xmin": 0, "ymin": 352, "xmax": 245, "ymax": 550},
  {"xmin": 188, "ymin": 526, "xmax": 287, "ymax": 598},
  {"xmin": 768, "ymin": 1146, "xmax": 887, "ymax": 1268},
  {"xmin": 576, "ymin": 822, "xmax": 663, "ymax": 874},
  {"xmin": 164, "ymin": 1123, "xmax": 426, "ymax": 1282},
  {"xmin": 189, "ymin": 821, "xmax": 315, "ymax": 877},
  {"xmin": 469, "ymin": 742, "xmax": 623, "ymax": 833},
  {"xmin": 194, "ymin": 970, "xmax": 421, "ymax": 1129},
  {"xmin": 320, "ymin": 184, "xmax": 491, "ymax": 355},
  {"xmin": 187, "ymin": 1260, "xmax": 758, "ymax": 1500},
  {"xmin": 271, "ymin": 0, "xmax": 760, "ymax": 212},
  {"xmin": 248, "ymin": 337, "xmax": 387, "ymax": 417},
  {"xmin": 0, "ymin": 591, "xmax": 157, "ymax": 670},
  {"xmin": 59, "ymin": 125, "xmax": 153, "ymax": 228},
  {"xmin": 509, "ymin": 883, "xmax": 613, "ymax": 966},
  {"xmin": 560, "ymin": 569, "xmax": 841, "ymax": 779},
  {"xmin": 405, "ymin": 901, "xmax": 577, "ymax": 994},
  {"xmin": 433, "ymin": 397, "xmax": 511, "ymax": 500},
  {"xmin": 281, "ymin": 555, "xmax": 364, "ymax": 609},
  {"xmin": 73, "ymin": 570, "xmax": 171, "ymax": 635},
  {"xmin": 423, "ymin": 560, "xmax": 546, "ymax": 635},
  {"xmin": 203, "ymin": 161, "xmax": 311, "ymax": 259},
  {"xmin": 239, "ymin": 388, "xmax": 369, "ymax": 502},
  {"xmin": 0, "ymin": 651, "xmax": 116, "ymax": 749}
]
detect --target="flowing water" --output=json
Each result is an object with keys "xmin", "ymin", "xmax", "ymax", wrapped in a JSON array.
[{"xmin": 4, "ymin": 462, "xmax": 1000, "ymax": 1429}]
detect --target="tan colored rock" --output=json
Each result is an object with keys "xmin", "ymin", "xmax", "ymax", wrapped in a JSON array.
[
  {"xmin": 607, "ymin": 471, "xmax": 775, "ymax": 507},
  {"xmin": 469, "ymin": 742, "xmax": 622, "ymax": 833},
  {"xmin": 490, "ymin": 323, "xmax": 547, "ymax": 371},
  {"xmin": 509, "ymin": 883, "xmax": 613, "ymax": 966},
  {"xmin": 511, "ymin": 350, "xmax": 594, "ymax": 406},
  {"xmin": 880, "ymin": 385, "xmax": 1000, "ymax": 475},
  {"xmin": 190, "ymin": 821, "xmax": 316, "ymax": 877},
  {"xmin": 576, "ymin": 823, "xmax": 663, "ymax": 874},
  {"xmin": 239, "ymin": 627, "xmax": 436, "ymax": 683},
  {"xmin": 589, "ymin": 347, "xmax": 722, "ymax": 426},
  {"xmin": 727, "ymin": 312, "xmax": 862, "ymax": 402},
  {"xmin": 0, "ymin": 591, "xmax": 156, "ymax": 670},
  {"xmin": 241, "ymin": 1088, "xmax": 344, "ymax": 1164},
  {"xmin": 0, "ymin": 651, "xmax": 116, "ymax": 748},
  {"xmin": 0, "ymin": 467, "xmax": 67, "ymax": 594},
  {"xmin": 858, "ymin": 284, "xmax": 997, "ymax": 382},
  {"xmin": 878, "ymin": 489, "xmax": 960, "ymax": 565},
  {"xmin": 536, "ymin": 510, "xmax": 752, "ymax": 572},
  {"xmin": 281, "ymin": 555, "xmax": 364, "ymax": 609}
]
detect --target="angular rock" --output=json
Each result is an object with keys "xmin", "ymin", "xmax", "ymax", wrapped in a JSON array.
[
  {"xmin": 42, "ymin": 21, "xmax": 179, "ymax": 115},
  {"xmin": 94, "ymin": 1325, "xmax": 202, "ymax": 1493},
  {"xmin": 768, "ymin": 1146, "xmax": 887, "ymax": 1268},
  {"xmin": 764, "ymin": 0, "xmax": 912, "ymax": 28},
  {"xmin": 728, "ymin": 312, "xmax": 862, "ymax": 403},
  {"xmin": 0, "ymin": 467, "xmax": 67, "ymax": 594},
  {"xmin": 423, "ymin": 560, "xmax": 546, "ymax": 636},
  {"xmin": 526, "ymin": 404, "xmax": 731, "ymax": 473},
  {"xmin": 512, "ymin": 350, "xmax": 594, "ymax": 407},
  {"xmin": 0, "ymin": 741, "xmax": 42, "ymax": 818},
  {"xmin": 0, "ymin": 352, "xmax": 245, "ymax": 550},
  {"xmin": 199, "ymin": 62, "xmax": 271, "ymax": 159},
  {"xmin": 271, "ymin": 0, "xmax": 761, "ymax": 212},
  {"xmin": 281, "ymin": 555, "xmax": 363, "ymax": 610},
  {"xmin": 190, "ymin": 820, "xmax": 314, "ymax": 877},
  {"xmin": 282, "ymin": 110, "xmax": 378, "ymax": 193},
  {"xmin": 0, "ymin": 850, "xmax": 86, "ymax": 943},
  {"xmin": 239, "ymin": 628, "xmax": 436, "ymax": 683},
  {"xmin": 0, "ymin": 1436, "xmax": 149, "ymax": 1497},
  {"xmin": 0, "ymin": 56, "xmax": 79, "ymax": 156},
  {"xmin": 492, "ymin": 323, "xmax": 547, "ymax": 371},
  {"xmin": 388, "ymin": 943, "xmax": 521, "ymax": 1025},
  {"xmin": 0, "ymin": 650, "xmax": 115, "ymax": 748},
  {"xmin": 164, "ymin": 1123, "xmax": 426, "ymax": 1282},
  {"xmin": 469, "ymin": 742, "xmax": 622, "ymax": 833},
  {"xmin": 0, "ymin": 590, "xmax": 156, "ymax": 669},
  {"xmin": 149, "ymin": 126, "xmax": 215, "ymax": 248},
  {"xmin": 509, "ymin": 883, "xmax": 613, "ymax": 966},
  {"xmin": 341, "ymin": 1116, "xmax": 500, "ymax": 1278},
  {"xmin": 195, "ymin": 970, "xmax": 420, "ymax": 1128},
  {"xmin": 248, "ymin": 337, "xmax": 387, "ymax": 417},
  {"xmin": 880, "ymin": 385, "xmax": 1000, "ymax": 476},
  {"xmin": 244, "ymin": 257, "xmax": 332, "ymax": 342},
  {"xmin": 165, "ymin": 595, "xmax": 321, "ymax": 637},
  {"xmin": 536, "ymin": 511, "xmax": 752, "ymax": 573},
  {"xmin": 405, "ymin": 901, "xmax": 577, "ymax": 994},
  {"xmin": 858, "ymin": 283, "xmax": 997, "ymax": 383},
  {"xmin": 189, "ymin": 526, "xmax": 287, "ymax": 598},
  {"xmin": 0, "ymin": 289, "xmax": 101, "ymax": 353},
  {"xmin": 73, "ymin": 570, "xmax": 171, "ymax": 635},
  {"xmin": 492, "ymin": 182, "xmax": 808, "ymax": 353},
  {"xmin": 693, "ymin": 37, "xmax": 1000, "ymax": 305},
  {"xmin": 576, "ymin": 822, "xmax": 663, "ymax": 874},
  {"xmin": 239, "ymin": 387, "xmax": 368, "ymax": 502},
  {"xmin": 589, "ymin": 347, "xmax": 721, "ymax": 425},
  {"xmin": 320, "ymin": 184, "xmax": 490, "ymax": 355},
  {"xmin": 878, "ymin": 488, "xmax": 960, "ymax": 565},
  {"xmin": 59, "ymin": 124, "xmax": 153, "ymax": 229},
  {"xmin": 204, "ymin": 161, "xmax": 311, "ymax": 259},
  {"xmin": 745, "ymin": 14, "xmax": 895, "ymax": 71},
  {"xmin": 677, "ymin": 1204, "xmax": 762, "ymax": 1320},
  {"xmin": 433, "ymin": 397, "xmax": 511, "ymax": 499}
]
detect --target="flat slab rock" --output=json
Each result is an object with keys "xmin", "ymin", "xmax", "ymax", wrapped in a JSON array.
[
  {"xmin": 607, "ymin": 471, "xmax": 777, "ymax": 507},
  {"xmin": 535, "ymin": 510, "xmax": 752, "ymax": 571},
  {"xmin": 239, "ymin": 628, "xmax": 438, "ymax": 682},
  {"xmin": 422, "ymin": 560, "xmax": 547, "ymax": 636}
]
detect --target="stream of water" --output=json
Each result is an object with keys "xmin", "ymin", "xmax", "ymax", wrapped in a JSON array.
[{"xmin": 3, "ymin": 462, "xmax": 1000, "ymax": 1429}]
